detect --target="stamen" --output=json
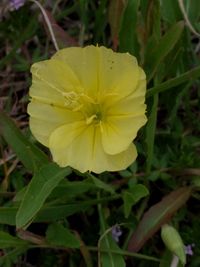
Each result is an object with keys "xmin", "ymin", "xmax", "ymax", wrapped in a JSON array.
[
  {"xmin": 86, "ymin": 114, "xmax": 97, "ymax": 125},
  {"xmin": 80, "ymin": 93, "xmax": 96, "ymax": 104},
  {"xmin": 62, "ymin": 91, "xmax": 80, "ymax": 110}
]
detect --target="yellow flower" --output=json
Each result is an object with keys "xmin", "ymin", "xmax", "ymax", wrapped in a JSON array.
[{"xmin": 28, "ymin": 46, "xmax": 147, "ymax": 173}]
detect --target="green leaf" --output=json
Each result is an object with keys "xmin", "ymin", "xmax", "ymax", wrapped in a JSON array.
[
  {"xmin": 0, "ymin": 196, "xmax": 118, "ymax": 226},
  {"xmin": 161, "ymin": 224, "xmax": 186, "ymax": 265},
  {"xmin": 119, "ymin": 0, "xmax": 140, "ymax": 57},
  {"xmin": 0, "ymin": 231, "xmax": 27, "ymax": 248},
  {"xmin": 0, "ymin": 207, "xmax": 17, "ymax": 226},
  {"xmin": 16, "ymin": 163, "xmax": 70, "ymax": 229},
  {"xmin": 46, "ymin": 223, "xmax": 80, "ymax": 248},
  {"xmin": 186, "ymin": 0, "xmax": 200, "ymax": 25},
  {"xmin": 160, "ymin": 0, "xmax": 182, "ymax": 24},
  {"xmin": 0, "ymin": 111, "xmax": 48, "ymax": 172},
  {"xmin": 145, "ymin": 94, "xmax": 158, "ymax": 173},
  {"xmin": 147, "ymin": 65, "xmax": 200, "ymax": 97},
  {"xmin": 145, "ymin": 21, "xmax": 184, "ymax": 81},
  {"xmin": 123, "ymin": 185, "xmax": 149, "ymax": 218},
  {"xmin": 100, "ymin": 234, "xmax": 126, "ymax": 267},
  {"xmin": 88, "ymin": 174, "xmax": 115, "ymax": 194},
  {"xmin": 36, "ymin": 204, "xmax": 90, "ymax": 222},
  {"xmin": 128, "ymin": 187, "xmax": 192, "ymax": 252},
  {"xmin": 49, "ymin": 179, "xmax": 95, "ymax": 200},
  {"xmin": 0, "ymin": 203, "xmax": 89, "ymax": 226}
]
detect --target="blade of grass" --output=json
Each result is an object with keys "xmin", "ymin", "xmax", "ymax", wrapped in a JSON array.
[
  {"xmin": 147, "ymin": 65, "xmax": 200, "ymax": 97},
  {"xmin": 146, "ymin": 94, "xmax": 158, "ymax": 173},
  {"xmin": 145, "ymin": 21, "xmax": 184, "ymax": 81}
]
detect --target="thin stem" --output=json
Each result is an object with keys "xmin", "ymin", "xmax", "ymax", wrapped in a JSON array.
[
  {"xmin": 87, "ymin": 246, "xmax": 161, "ymax": 262},
  {"xmin": 178, "ymin": 0, "xmax": 200, "ymax": 38},
  {"xmin": 30, "ymin": 0, "xmax": 59, "ymax": 51}
]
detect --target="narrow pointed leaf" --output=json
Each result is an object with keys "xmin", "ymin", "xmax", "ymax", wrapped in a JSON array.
[
  {"xmin": 16, "ymin": 163, "xmax": 70, "ymax": 229},
  {"xmin": 0, "ymin": 111, "xmax": 48, "ymax": 172},
  {"xmin": 119, "ymin": 0, "xmax": 140, "ymax": 57},
  {"xmin": 145, "ymin": 21, "xmax": 184, "ymax": 81}
]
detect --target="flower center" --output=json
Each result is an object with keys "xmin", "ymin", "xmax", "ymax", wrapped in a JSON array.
[
  {"xmin": 86, "ymin": 105, "xmax": 103, "ymax": 125},
  {"xmin": 63, "ymin": 91, "xmax": 104, "ymax": 125}
]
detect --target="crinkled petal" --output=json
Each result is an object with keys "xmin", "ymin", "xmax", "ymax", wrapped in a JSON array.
[
  {"xmin": 101, "ymin": 115, "xmax": 147, "ymax": 155},
  {"xmin": 49, "ymin": 123, "xmax": 137, "ymax": 173},
  {"xmin": 31, "ymin": 59, "xmax": 83, "ymax": 105},
  {"xmin": 53, "ymin": 46, "xmax": 141, "ymax": 100},
  {"xmin": 102, "ymin": 67, "xmax": 146, "ymax": 111},
  {"xmin": 98, "ymin": 46, "xmax": 140, "ymax": 98},
  {"xmin": 28, "ymin": 100, "xmax": 83, "ymax": 146},
  {"xmin": 52, "ymin": 46, "xmax": 99, "ymax": 97},
  {"xmin": 101, "ymin": 66, "xmax": 147, "ymax": 155},
  {"xmin": 107, "ymin": 96, "xmax": 146, "ymax": 117},
  {"xmin": 30, "ymin": 76, "xmax": 66, "ymax": 107}
]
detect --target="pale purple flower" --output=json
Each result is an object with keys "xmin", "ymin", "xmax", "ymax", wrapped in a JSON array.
[
  {"xmin": 111, "ymin": 225, "xmax": 122, "ymax": 243},
  {"xmin": 170, "ymin": 243, "xmax": 195, "ymax": 267},
  {"xmin": 10, "ymin": 0, "xmax": 26, "ymax": 10},
  {"xmin": 185, "ymin": 244, "xmax": 195, "ymax": 256}
]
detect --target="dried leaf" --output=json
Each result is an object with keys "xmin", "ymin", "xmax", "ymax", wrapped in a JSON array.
[
  {"xmin": 41, "ymin": 9, "xmax": 78, "ymax": 48},
  {"xmin": 108, "ymin": 0, "xmax": 126, "ymax": 50},
  {"xmin": 128, "ymin": 187, "xmax": 192, "ymax": 252}
]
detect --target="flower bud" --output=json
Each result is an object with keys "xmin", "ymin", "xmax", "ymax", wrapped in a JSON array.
[{"xmin": 161, "ymin": 224, "xmax": 186, "ymax": 265}]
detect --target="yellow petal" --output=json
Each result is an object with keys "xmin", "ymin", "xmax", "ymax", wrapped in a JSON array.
[
  {"xmin": 107, "ymin": 96, "xmax": 146, "ymax": 117},
  {"xmin": 101, "ymin": 66, "xmax": 147, "ymax": 155},
  {"xmin": 31, "ymin": 59, "xmax": 83, "ymax": 103},
  {"xmin": 98, "ymin": 46, "xmax": 140, "ymax": 98},
  {"xmin": 92, "ymin": 130, "xmax": 137, "ymax": 173},
  {"xmin": 101, "ymin": 115, "xmax": 147, "ymax": 155},
  {"xmin": 49, "ymin": 123, "xmax": 137, "ymax": 173},
  {"xmin": 30, "ymin": 76, "xmax": 66, "ymax": 107},
  {"xmin": 52, "ymin": 46, "xmax": 99, "ymax": 98},
  {"xmin": 53, "ymin": 46, "xmax": 141, "ymax": 100},
  {"xmin": 49, "ymin": 122, "xmax": 93, "ymax": 172},
  {"xmin": 28, "ymin": 100, "xmax": 83, "ymax": 146}
]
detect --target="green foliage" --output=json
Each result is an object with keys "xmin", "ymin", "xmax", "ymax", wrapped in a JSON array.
[
  {"xmin": 0, "ymin": 0, "xmax": 200, "ymax": 266},
  {"xmin": 123, "ymin": 184, "xmax": 149, "ymax": 218},
  {"xmin": 16, "ymin": 163, "xmax": 71, "ymax": 229},
  {"xmin": 46, "ymin": 223, "xmax": 80, "ymax": 248},
  {"xmin": 119, "ymin": 0, "xmax": 140, "ymax": 58}
]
